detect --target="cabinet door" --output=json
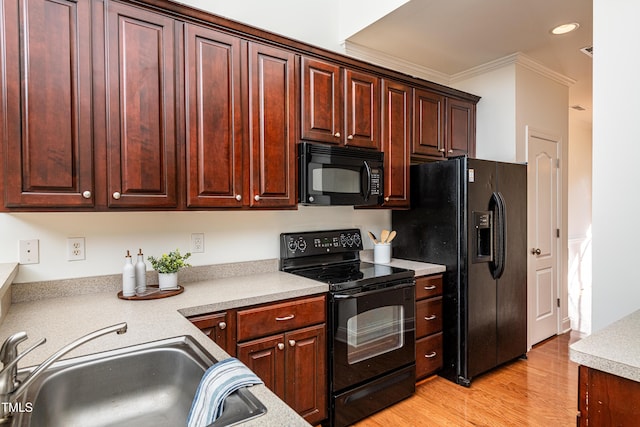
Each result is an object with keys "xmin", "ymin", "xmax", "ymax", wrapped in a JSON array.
[
  {"xmin": 301, "ymin": 57, "xmax": 343, "ymax": 144},
  {"xmin": 381, "ymin": 79, "xmax": 411, "ymax": 208},
  {"xmin": 345, "ymin": 69, "xmax": 380, "ymax": 150},
  {"xmin": 413, "ymin": 89, "xmax": 445, "ymax": 159},
  {"xmin": 185, "ymin": 24, "xmax": 243, "ymax": 207},
  {"xmin": 446, "ymin": 98, "xmax": 476, "ymax": 158},
  {"xmin": 189, "ymin": 311, "xmax": 236, "ymax": 356},
  {"xmin": 248, "ymin": 43, "xmax": 297, "ymax": 208},
  {"xmin": 2, "ymin": 0, "xmax": 94, "ymax": 208},
  {"xmin": 285, "ymin": 324, "xmax": 327, "ymax": 425},
  {"xmin": 105, "ymin": 2, "xmax": 178, "ymax": 208},
  {"xmin": 237, "ymin": 334, "xmax": 286, "ymax": 400}
]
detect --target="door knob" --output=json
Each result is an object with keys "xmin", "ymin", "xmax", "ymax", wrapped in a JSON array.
[{"xmin": 531, "ymin": 248, "xmax": 541, "ymax": 255}]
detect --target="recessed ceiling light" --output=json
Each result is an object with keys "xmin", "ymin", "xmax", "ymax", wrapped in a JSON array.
[{"xmin": 551, "ymin": 22, "xmax": 580, "ymax": 35}]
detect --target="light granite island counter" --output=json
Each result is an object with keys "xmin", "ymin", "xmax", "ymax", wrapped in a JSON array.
[
  {"xmin": 570, "ymin": 309, "xmax": 640, "ymax": 425},
  {"xmin": 0, "ymin": 266, "xmax": 327, "ymax": 427}
]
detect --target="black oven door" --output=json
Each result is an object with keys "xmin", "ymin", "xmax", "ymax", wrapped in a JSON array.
[
  {"xmin": 299, "ymin": 142, "xmax": 383, "ymax": 206},
  {"xmin": 330, "ymin": 280, "xmax": 415, "ymax": 392}
]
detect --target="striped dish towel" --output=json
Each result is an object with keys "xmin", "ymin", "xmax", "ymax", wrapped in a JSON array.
[{"xmin": 187, "ymin": 357, "xmax": 263, "ymax": 427}]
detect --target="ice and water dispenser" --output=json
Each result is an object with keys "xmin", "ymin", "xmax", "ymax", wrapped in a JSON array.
[{"xmin": 472, "ymin": 211, "xmax": 493, "ymax": 263}]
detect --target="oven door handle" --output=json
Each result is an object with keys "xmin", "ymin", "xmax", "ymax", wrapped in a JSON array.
[{"xmin": 332, "ymin": 280, "xmax": 415, "ymax": 299}]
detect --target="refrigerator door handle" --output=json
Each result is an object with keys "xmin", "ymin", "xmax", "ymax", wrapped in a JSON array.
[{"xmin": 490, "ymin": 192, "xmax": 507, "ymax": 279}]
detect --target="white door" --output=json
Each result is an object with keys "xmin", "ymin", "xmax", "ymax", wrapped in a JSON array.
[{"xmin": 527, "ymin": 131, "xmax": 560, "ymax": 346}]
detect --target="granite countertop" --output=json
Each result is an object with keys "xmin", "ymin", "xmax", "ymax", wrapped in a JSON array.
[
  {"xmin": 0, "ymin": 256, "xmax": 444, "ymax": 426},
  {"xmin": 0, "ymin": 270, "xmax": 326, "ymax": 427},
  {"xmin": 570, "ymin": 309, "xmax": 640, "ymax": 382}
]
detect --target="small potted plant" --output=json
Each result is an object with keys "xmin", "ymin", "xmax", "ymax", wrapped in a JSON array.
[{"xmin": 148, "ymin": 249, "xmax": 191, "ymax": 290}]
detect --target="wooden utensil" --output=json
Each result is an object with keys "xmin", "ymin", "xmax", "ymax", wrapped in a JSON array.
[
  {"xmin": 367, "ymin": 231, "xmax": 379, "ymax": 244},
  {"xmin": 386, "ymin": 230, "xmax": 397, "ymax": 243},
  {"xmin": 380, "ymin": 229, "xmax": 390, "ymax": 243}
]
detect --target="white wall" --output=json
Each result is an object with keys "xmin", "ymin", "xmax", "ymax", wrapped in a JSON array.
[
  {"xmin": 591, "ymin": 0, "xmax": 640, "ymax": 331},
  {"xmin": 175, "ymin": 0, "xmax": 344, "ymax": 52},
  {"xmin": 1, "ymin": 208, "xmax": 389, "ymax": 283},
  {"xmin": 567, "ymin": 104, "xmax": 593, "ymax": 334},
  {"xmin": 451, "ymin": 64, "xmax": 517, "ymax": 162}
]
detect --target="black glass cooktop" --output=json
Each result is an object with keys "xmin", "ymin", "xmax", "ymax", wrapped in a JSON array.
[{"xmin": 290, "ymin": 261, "xmax": 414, "ymax": 292}]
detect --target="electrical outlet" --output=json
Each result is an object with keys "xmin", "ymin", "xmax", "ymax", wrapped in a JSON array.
[
  {"xmin": 191, "ymin": 233, "xmax": 205, "ymax": 253},
  {"xmin": 19, "ymin": 239, "xmax": 39, "ymax": 264},
  {"xmin": 67, "ymin": 237, "xmax": 86, "ymax": 261}
]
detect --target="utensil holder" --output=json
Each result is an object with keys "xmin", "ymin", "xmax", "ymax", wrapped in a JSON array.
[{"xmin": 374, "ymin": 243, "xmax": 391, "ymax": 264}]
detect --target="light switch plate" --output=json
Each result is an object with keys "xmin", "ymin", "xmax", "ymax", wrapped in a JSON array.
[{"xmin": 19, "ymin": 239, "xmax": 39, "ymax": 264}]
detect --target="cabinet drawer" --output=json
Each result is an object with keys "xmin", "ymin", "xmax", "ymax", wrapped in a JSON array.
[
  {"xmin": 416, "ymin": 332, "xmax": 443, "ymax": 379},
  {"xmin": 415, "ymin": 274, "xmax": 443, "ymax": 300},
  {"xmin": 237, "ymin": 295, "xmax": 326, "ymax": 342},
  {"xmin": 416, "ymin": 296, "xmax": 442, "ymax": 338}
]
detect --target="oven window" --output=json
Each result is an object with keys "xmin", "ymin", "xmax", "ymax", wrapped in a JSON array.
[
  {"xmin": 346, "ymin": 305, "xmax": 404, "ymax": 364},
  {"xmin": 311, "ymin": 167, "xmax": 360, "ymax": 194}
]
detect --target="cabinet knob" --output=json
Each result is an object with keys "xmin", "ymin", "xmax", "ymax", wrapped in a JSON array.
[
  {"xmin": 384, "ymin": 196, "xmax": 390, "ymax": 202},
  {"xmin": 218, "ymin": 321, "xmax": 227, "ymax": 330},
  {"xmin": 82, "ymin": 191, "xmax": 92, "ymax": 199},
  {"xmin": 438, "ymin": 148, "xmax": 445, "ymax": 153},
  {"xmin": 347, "ymin": 135, "xmax": 354, "ymax": 140},
  {"xmin": 235, "ymin": 194, "xmax": 242, "ymax": 201},
  {"xmin": 448, "ymin": 149, "xmax": 454, "ymax": 154},
  {"xmin": 289, "ymin": 340, "xmax": 296, "ymax": 347},
  {"xmin": 334, "ymin": 132, "xmax": 341, "ymax": 138},
  {"xmin": 425, "ymin": 351, "xmax": 437, "ymax": 358},
  {"xmin": 277, "ymin": 343, "xmax": 285, "ymax": 351},
  {"xmin": 112, "ymin": 192, "xmax": 121, "ymax": 200},
  {"xmin": 254, "ymin": 195, "xmax": 260, "ymax": 201}
]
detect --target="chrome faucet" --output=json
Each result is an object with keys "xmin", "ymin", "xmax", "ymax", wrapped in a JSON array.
[{"xmin": 0, "ymin": 322, "xmax": 127, "ymax": 423}]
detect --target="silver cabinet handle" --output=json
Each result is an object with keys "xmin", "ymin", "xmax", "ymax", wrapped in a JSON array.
[
  {"xmin": 424, "ymin": 285, "xmax": 437, "ymax": 290},
  {"xmin": 277, "ymin": 343, "xmax": 284, "ymax": 350},
  {"xmin": 425, "ymin": 351, "xmax": 437, "ymax": 358},
  {"xmin": 112, "ymin": 192, "xmax": 121, "ymax": 200},
  {"xmin": 254, "ymin": 195, "xmax": 260, "ymax": 201},
  {"xmin": 531, "ymin": 248, "xmax": 541, "ymax": 255},
  {"xmin": 347, "ymin": 135, "xmax": 354, "ymax": 140},
  {"xmin": 218, "ymin": 322, "xmax": 226, "ymax": 330},
  {"xmin": 289, "ymin": 340, "xmax": 296, "ymax": 347},
  {"xmin": 275, "ymin": 314, "xmax": 295, "ymax": 321},
  {"xmin": 235, "ymin": 194, "xmax": 242, "ymax": 201},
  {"xmin": 334, "ymin": 132, "xmax": 341, "ymax": 138},
  {"xmin": 424, "ymin": 315, "xmax": 437, "ymax": 321},
  {"xmin": 82, "ymin": 191, "xmax": 92, "ymax": 199}
]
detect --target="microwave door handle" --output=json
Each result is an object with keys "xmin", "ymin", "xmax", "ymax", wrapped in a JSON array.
[{"xmin": 363, "ymin": 161, "xmax": 372, "ymax": 201}]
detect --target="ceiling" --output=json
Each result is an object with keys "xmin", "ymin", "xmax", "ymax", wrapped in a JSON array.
[{"xmin": 346, "ymin": 0, "xmax": 592, "ymax": 121}]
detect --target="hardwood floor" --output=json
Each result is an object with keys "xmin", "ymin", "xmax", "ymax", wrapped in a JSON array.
[{"xmin": 354, "ymin": 332, "xmax": 581, "ymax": 426}]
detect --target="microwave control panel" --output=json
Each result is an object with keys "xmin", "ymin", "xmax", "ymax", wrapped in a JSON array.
[{"xmin": 370, "ymin": 169, "xmax": 382, "ymax": 196}]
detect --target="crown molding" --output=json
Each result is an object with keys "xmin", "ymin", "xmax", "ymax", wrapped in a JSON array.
[
  {"xmin": 342, "ymin": 40, "xmax": 450, "ymax": 85},
  {"xmin": 341, "ymin": 43, "xmax": 575, "ymax": 88},
  {"xmin": 451, "ymin": 52, "xmax": 576, "ymax": 87}
]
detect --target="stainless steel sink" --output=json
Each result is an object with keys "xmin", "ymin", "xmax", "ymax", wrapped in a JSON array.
[{"xmin": 11, "ymin": 336, "xmax": 266, "ymax": 427}]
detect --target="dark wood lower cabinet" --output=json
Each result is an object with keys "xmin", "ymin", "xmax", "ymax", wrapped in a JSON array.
[
  {"xmin": 188, "ymin": 311, "xmax": 236, "ymax": 356},
  {"xmin": 578, "ymin": 365, "xmax": 640, "ymax": 426}
]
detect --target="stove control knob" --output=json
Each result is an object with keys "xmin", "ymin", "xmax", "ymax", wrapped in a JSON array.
[
  {"xmin": 346, "ymin": 234, "xmax": 354, "ymax": 246},
  {"xmin": 288, "ymin": 239, "xmax": 298, "ymax": 253},
  {"xmin": 298, "ymin": 238, "xmax": 307, "ymax": 252},
  {"xmin": 340, "ymin": 234, "xmax": 347, "ymax": 247},
  {"xmin": 353, "ymin": 233, "xmax": 362, "ymax": 246}
]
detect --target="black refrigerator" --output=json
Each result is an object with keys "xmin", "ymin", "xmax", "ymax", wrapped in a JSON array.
[{"xmin": 392, "ymin": 157, "xmax": 527, "ymax": 386}]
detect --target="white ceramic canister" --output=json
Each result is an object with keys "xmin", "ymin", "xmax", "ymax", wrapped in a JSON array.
[{"xmin": 373, "ymin": 242, "xmax": 391, "ymax": 264}]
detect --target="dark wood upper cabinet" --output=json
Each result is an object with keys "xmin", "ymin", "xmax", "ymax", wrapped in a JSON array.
[
  {"xmin": 345, "ymin": 69, "xmax": 380, "ymax": 150},
  {"xmin": 381, "ymin": 79, "xmax": 411, "ymax": 208},
  {"xmin": 413, "ymin": 89, "xmax": 445, "ymax": 159},
  {"xmin": 301, "ymin": 57, "xmax": 343, "ymax": 144},
  {"xmin": 184, "ymin": 24, "xmax": 244, "ymax": 207},
  {"xmin": 248, "ymin": 43, "xmax": 297, "ymax": 208},
  {"xmin": 447, "ymin": 98, "xmax": 476, "ymax": 158},
  {"xmin": 105, "ymin": 2, "xmax": 178, "ymax": 208},
  {"xmin": 1, "ymin": 0, "xmax": 94, "ymax": 208}
]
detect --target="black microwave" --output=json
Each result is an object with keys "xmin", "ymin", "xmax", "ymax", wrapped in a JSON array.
[{"xmin": 298, "ymin": 142, "xmax": 384, "ymax": 206}]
